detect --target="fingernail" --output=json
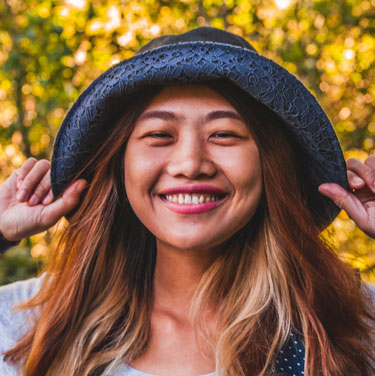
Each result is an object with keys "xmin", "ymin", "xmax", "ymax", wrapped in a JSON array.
[
  {"xmin": 318, "ymin": 184, "xmax": 330, "ymax": 193},
  {"xmin": 76, "ymin": 181, "xmax": 86, "ymax": 192},
  {"xmin": 28, "ymin": 194, "xmax": 38, "ymax": 205},
  {"xmin": 353, "ymin": 177, "xmax": 364, "ymax": 185},
  {"xmin": 42, "ymin": 194, "xmax": 53, "ymax": 205},
  {"xmin": 17, "ymin": 189, "xmax": 27, "ymax": 201}
]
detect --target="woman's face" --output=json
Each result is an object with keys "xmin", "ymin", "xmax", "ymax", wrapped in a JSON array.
[{"xmin": 124, "ymin": 84, "xmax": 262, "ymax": 252}]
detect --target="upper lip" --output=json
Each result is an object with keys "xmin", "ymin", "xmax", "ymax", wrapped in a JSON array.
[{"xmin": 158, "ymin": 185, "xmax": 227, "ymax": 195}]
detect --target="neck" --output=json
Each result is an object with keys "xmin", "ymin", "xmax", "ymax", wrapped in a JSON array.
[{"xmin": 153, "ymin": 241, "xmax": 220, "ymax": 313}]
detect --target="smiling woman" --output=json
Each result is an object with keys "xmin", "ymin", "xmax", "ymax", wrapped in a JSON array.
[
  {"xmin": 124, "ymin": 84, "xmax": 262, "ymax": 252},
  {"xmin": 0, "ymin": 27, "xmax": 375, "ymax": 376}
]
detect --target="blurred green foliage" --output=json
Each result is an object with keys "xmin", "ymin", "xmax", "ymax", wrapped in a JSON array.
[
  {"xmin": 0, "ymin": 0, "xmax": 374, "ymax": 285},
  {"xmin": 0, "ymin": 245, "xmax": 43, "ymax": 286}
]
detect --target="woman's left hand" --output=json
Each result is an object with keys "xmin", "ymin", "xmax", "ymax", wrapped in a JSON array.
[{"xmin": 318, "ymin": 156, "xmax": 375, "ymax": 238}]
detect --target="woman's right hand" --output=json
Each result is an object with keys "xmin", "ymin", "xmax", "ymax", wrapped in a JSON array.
[{"xmin": 0, "ymin": 158, "xmax": 87, "ymax": 242}]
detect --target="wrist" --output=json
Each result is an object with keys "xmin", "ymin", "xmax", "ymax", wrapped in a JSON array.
[{"xmin": 0, "ymin": 232, "xmax": 21, "ymax": 253}]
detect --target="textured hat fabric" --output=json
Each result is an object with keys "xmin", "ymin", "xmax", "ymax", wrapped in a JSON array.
[{"xmin": 51, "ymin": 27, "xmax": 348, "ymax": 228}]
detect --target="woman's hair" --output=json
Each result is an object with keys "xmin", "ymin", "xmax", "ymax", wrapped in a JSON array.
[{"xmin": 4, "ymin": 80, "xmax": 375, "ymax": 376}]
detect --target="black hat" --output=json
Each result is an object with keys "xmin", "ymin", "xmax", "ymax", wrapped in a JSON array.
[{"xmin": 51, "ymin": 27, "xmax": 348, "ymax": 227}]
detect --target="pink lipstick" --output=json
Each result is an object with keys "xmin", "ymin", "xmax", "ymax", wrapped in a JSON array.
[{"xmin": 158, "ymin": 185, "xmax": 228, "ymax": 214}]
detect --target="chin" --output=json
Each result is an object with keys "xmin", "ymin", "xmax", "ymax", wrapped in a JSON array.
[{"xmin": 156, "ymin": 231, "xmax": 231, "ymax": 253}]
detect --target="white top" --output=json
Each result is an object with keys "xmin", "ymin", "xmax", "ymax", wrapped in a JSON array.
[
  {"xmin": 1, "ymin": 276, "xmax": 374, "ymax": 375},
  {"xmin": 0, "ymin": 276, "xmax": 215, "ymax": 376}
]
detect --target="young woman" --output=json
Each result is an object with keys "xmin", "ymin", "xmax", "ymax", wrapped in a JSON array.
[{"xmin": 0, "ymin": 27, "xmax": 374, "ymax": 376}]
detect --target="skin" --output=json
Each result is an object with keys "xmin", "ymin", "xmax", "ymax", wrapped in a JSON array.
[
  {"xmin": 0, "ymin": 84, "xmax": 374, "ymax": 375},
  {"xmin": 0, "ymin": 159, "xmax": 87, "ymax": 242},
  {"xmin": 319, "ymin": 158, "xmax": 375, "ymax": 238},
  {"xmin": 124, "ymin": 84, "xmax": 263, "ymax": 374},
  {"xmin": 124, "ymin": 85, "xmax": 263, "ymax": 253}
]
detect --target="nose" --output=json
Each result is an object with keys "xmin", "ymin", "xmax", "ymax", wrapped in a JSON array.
[{"xmin": 167, "ymin": 134, "xmax": 217, "ymax": 179}]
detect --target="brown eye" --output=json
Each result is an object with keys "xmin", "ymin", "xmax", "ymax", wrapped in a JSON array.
[
  {"xmin": 148, "ymin": 132, "xmax": 172, "ymax": 139},
  {"xmin": 211, "ymin": 132, "xmax": 239, "ymax": 139}
]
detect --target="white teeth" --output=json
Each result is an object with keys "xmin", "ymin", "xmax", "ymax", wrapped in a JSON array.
[{"xmin": 164, "ymin": 193, "xmax": 223, "ymax": 205}]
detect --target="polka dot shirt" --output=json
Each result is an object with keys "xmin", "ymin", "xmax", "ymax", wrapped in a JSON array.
[{"xmin": 274, "ymin": 333, "xmax": 305, "ymax": 375}]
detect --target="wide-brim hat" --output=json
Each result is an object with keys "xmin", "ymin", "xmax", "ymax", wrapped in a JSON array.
[{"xmin": 51, "ymin": 27, "xmax": 348, "ymax": 228}]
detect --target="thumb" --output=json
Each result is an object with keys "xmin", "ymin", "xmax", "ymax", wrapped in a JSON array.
[
  {"xmin": 41, "ymin": 180, "xmax": 88, "ymax": 226},
  {"xmin": 318, "ymin": 183, "xmax": 367, "ymax": 223}
]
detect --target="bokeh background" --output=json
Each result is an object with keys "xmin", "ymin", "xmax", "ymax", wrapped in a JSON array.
[{"xmin": 0, "ymin": 0, "xmax": 374, "ymax": 285}]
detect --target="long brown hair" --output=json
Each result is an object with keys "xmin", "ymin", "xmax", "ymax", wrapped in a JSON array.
[{"xmin": 4, "ymin": 80, "xmax": 375, "ymax": 375}]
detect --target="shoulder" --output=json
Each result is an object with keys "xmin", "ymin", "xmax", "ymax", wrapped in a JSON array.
[
  {"xmin": 362, "ymin": 283, "xmax": 375, "ymax": 370},
  {"xmin": 0, "ymin": 274, "xmax": 45, "ymax": 308},
  {"xmin": 0, "ymin": 275, "xmax": 44, "ymax": 356},
  {"xmin": 365, "ymin": 283, "xmax": 375, "ymax": 296},
  {"xmin": 362, "ymin": 282, "xmax": 375, "ymax": 305},
  {"xmin": 361, "ymin": 283, "xmax": 375, "ymax": 323}
]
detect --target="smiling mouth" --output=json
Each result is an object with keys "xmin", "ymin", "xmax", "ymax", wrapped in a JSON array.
[{"xmin": 160, "ymin": 193, "xmax": 227, "ymax": 205}]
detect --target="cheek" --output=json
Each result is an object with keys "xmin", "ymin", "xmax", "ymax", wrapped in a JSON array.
[
  {"xmin": 124, "ymin": 148, "xmax": 154, "ymax": 229},
  {"xmin": 229, "ymin": 145, "xmax": 263, "ymax": 215},
  {"xmin": 218, "ymin": 143, "xmax": 262, "ymax": 192},
  {"xmin": 123, "ymin": 145, "xmax": 167, "ymax": 234},
  {"xmin": 124, "ymin": 151, "xmax": 145, "ymax": 214},
  {"xmin": 124, "ymin": 143, "xmax": 158, "ymax": 196},
  {"xmin": 241, "ymin": 158, "xmax": 262, "ymax": 195},
  {"xmin": 124, "ymin": 149, "xmax": 138, "ymax": 197}
]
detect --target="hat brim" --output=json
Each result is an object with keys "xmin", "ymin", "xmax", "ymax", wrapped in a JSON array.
[{"xmin": 51, "ymin": 41, "xmax": 348, "ymax": 228}]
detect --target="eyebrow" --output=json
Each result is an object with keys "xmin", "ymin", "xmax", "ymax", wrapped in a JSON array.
[
  {"xmin": 205, "ymin": 110, "xmax": 244, "ymax": 122},
  {"xmin": 137, "ymin": 110, "xmax": 244, "ymax": 123}
]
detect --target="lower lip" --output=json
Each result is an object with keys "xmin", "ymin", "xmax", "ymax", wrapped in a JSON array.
[{"xmin": 159, "ymin": 196, "xmax": 226, "ymax": 214}]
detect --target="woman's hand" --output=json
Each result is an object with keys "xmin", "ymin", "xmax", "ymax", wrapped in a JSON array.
[
  {"xmin": 318, "ymin": 156, "xmax": 375, "ymax": 238},
  {"xmin": 0, "ymin": 157, "xmax": 87, "ymax": 242}
]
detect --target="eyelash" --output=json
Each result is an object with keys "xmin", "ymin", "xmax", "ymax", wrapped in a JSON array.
[
  {"xmin": 148, "ymin": 132, "xmax": 172, "ymax": 139},
  {"xmin": 210, "ymin": 132, "xmax": 239, "ymax": 138},
  {"xmin": 146, "ymin": 132, "xmax": 239, "ymax": 139}
]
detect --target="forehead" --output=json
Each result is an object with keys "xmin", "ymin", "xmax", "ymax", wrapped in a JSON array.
[{"xmin": 143, "ymin": 83, "xmax": 238, "ymax": 111}]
